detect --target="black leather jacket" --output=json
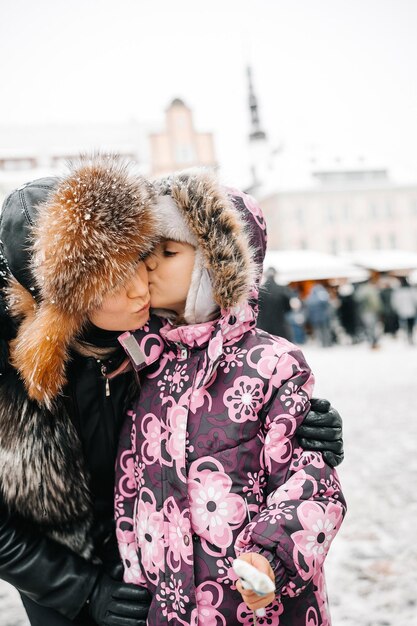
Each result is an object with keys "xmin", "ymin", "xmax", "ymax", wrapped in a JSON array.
[{"xmin": 0, "ymin": 348, "xmax": 135, "ymax": 619}]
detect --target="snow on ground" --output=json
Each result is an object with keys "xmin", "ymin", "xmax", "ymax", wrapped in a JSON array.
[
  {"xmin": 303, "ymin": 336, "xmax": 417, "ymax": 626},
  {"xmin": 0, "ymin": 335, "xmax": 416, "ymax": 625}
]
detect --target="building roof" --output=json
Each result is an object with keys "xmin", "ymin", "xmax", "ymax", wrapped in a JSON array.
[
  {"xmin": 341, "ymin": 250, "xmax": 417, "ymax": 273},
  {"xmin": 264, "ymin": 249, "xmax": 369, "ymax": 284}
]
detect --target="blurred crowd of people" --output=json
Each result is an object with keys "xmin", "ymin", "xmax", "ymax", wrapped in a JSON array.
[{"xmin": 257, "ymin": 268, "xmax": 417, "ymax": 348}]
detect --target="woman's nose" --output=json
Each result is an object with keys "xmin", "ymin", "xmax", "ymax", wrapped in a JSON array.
[{"xmin": 126, "ymin": 263, "xmax": 149, "ymax": 299}]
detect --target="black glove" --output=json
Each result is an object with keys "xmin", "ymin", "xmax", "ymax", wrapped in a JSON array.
[
  {"xmin": 296, "ymin": 398, "xmax": 344, "ymax": 467},
  {"xmin": 88, "ymin": 572, "xmax": 151, "ymax": 626}
]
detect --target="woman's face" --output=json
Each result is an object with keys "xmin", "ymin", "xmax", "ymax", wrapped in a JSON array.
[
  {"xmin": 145, "ymin": 240, "xmax": 195, "ymax": 315},
  {"xmin": 89, "ymin": 262, "xmax": 151, "ymax": 331}
]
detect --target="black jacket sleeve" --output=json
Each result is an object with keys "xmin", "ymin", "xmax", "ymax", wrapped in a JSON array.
[{"xmin": 0, "ymin": 505, "xmax": 99, "ymax": 620}]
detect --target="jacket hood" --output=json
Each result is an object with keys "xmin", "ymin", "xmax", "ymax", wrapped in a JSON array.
[
  {"xmin": 154, "ymin": 170, "xmax": 267, "ymax": 322},
  {"xmin": 0, "ymin": 155, "xmax": 158, "ymax": 406}
]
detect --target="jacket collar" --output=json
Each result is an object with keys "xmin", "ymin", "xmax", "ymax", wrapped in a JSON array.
[{"xmin": 118, "ymin": 303, "xmax": 257, "ymax": 388}]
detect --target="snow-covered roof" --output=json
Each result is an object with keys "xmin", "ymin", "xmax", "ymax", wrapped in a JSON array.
[
  {"xmin": 341, "ymin": 250, "xmax": 417, "ymax": 272},
  {"xmin": 264, "ymin": 249, "xmax": 369, "ymax": 284}
]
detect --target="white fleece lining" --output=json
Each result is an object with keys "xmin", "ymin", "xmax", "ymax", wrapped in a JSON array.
[{"xmin": 184, "ymin": 249, "xmax": 219, "ymax": 324}]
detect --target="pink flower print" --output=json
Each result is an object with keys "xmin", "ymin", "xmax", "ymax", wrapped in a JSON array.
[
  {"xmin": 177, "ymin": 368, "xmax": 212, "ymax": 415},
  {"xmin": 141, "ymin": 412, "xmax": 163, "ymax": 464},
  {"xmin": 164, "ymin": 496, "xmax": 193, "ymax": 572},
  {"xmin": 247, "ymin": 345, "xmax": 278, "ymax": 379},
  {"xmin": 157, "ymin": 369, "xmax": 171, "ymax": 396},
  {"xmin": 195, "ymin": 581, "xmax": 226, "ymax": 626},
  {"xmin": 237, "ymin": 598, "xmax": 284, "ymax": 624},
  {"xmin": 207, "ymin": 333, "xmax": 223, "ymax": 361},
  {"xmin": 290, "ymin": 446, "xmax": 325, "ymax": 471},
  {"xmin": 228, "ymin": 187, "xmax": 266, "ymax": 231},
  {"xmin": 258, "ymin": 501, "xmax": 296, "ymax": 524},
  {"xmin": 116, "ymin": 450, "xmax": 136, "ymax": 499},
  {"xmin": 134, "ymin": 458, "xmax": 145, "ymax": 488},
  {"xmin": 170, "ymin": 363, "xmax": 190, "ymax": 394},
  {"xmin": 224, "ymin": 376, "xmax": 264, "ymax": 423},
  {"xmin": 119, "ymin": 542, "xmax": 146, "ymax": 586},
  {"xmin": 263, "ymin": 420, "xmax": 294, "ymax": 471},
  {"xmin": 242, "ymin": 470, "xmax": 266, "ymax": 503},
  {"xmin": 166, "ymin": 404, "xmax": 188, "ymax": 463},
  {"xmin": 215, "ymin": 555, "xmax": 239, "ymax": 586},
  {"xmin": 292, "ymin": 501, "xmax": 343, "ymax": 578},
  {"xmin": 156, "ymin": 576, "xmax": 190, "ymax": 617},
  {"xmin": 267, "ymin": 469, "xmax": 310, "ymax": 506},
  {"xmin": 306, "ymin": 607, "xmax": 321, "ymax": 626},
  {"xmin": 279, "ymin": 380, "xmax": 309, "ymax": 416},
  {"xmin": 188, "ymin": 468, "xmax": 246, "ymax": 551},
  {"xmin": 135, "ymin": 494, "xmax": 165, "ymax": 580},
  {"xmin": 219, "ymin": 346, "xmax": 246, "ymax": 374}
]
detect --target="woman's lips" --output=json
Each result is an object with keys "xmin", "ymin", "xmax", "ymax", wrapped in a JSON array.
[{"xmin": 134, "ymin": 301, "xmax": 150, "ymax": 314}]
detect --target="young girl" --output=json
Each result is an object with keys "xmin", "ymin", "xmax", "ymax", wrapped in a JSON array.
[{"xmin": 114, "ymin": 171, "xmax": 346, "ymax": 625}]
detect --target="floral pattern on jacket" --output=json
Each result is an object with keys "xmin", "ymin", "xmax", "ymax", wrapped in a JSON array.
[
  {"xmin": 115, "ymin": 307, "xmax": 346, "ymax": 625},
  {"xmin": 115, "ymin": 188, "xmax": 346, "ymax": 625}
]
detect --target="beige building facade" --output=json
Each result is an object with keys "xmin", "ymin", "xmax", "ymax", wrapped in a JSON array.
[
  {"xmin": 259, "ymin": 170, "xmax": 417, "ymax": 254},
  {"xmin": 149, "ymin": 98, "xmax": 217, "ymax": 177}
]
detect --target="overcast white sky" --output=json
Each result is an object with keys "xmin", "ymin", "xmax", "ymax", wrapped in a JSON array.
[{"xmin": 1, "ymin": 0, "xmax": 416, "ymax": 184}]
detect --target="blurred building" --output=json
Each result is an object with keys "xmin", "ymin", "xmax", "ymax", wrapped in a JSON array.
[
  {"xmin": 259, "ymin": 168, "xmax": 417, "ymax": 254},
  {"xmin": 0, "ymin": 99, "xmax": 217, "ymax": 205},
  {"xmin": 243, "ymin": 67, "xmax": 417, "ymax": 254},
  {"xmin": 149, "ymin": 98, "xmax": 217, "ymax": 177},
  {"xmin": 0, "ymin": 120, "xmax": 150, "ymax": 203}
]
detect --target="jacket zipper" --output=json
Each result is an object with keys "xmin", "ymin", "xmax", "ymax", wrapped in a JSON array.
[{"xmin": 100, "ymin": 362, "xmax": 111, "ymax": 396}]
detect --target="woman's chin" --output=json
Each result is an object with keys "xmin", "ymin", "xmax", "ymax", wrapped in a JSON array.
[{"xmin": 131, "ymin": 310, "xmax": 150, "ymax": 329}]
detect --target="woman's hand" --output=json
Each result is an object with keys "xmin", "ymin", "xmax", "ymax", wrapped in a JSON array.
[{"xmin": 235, "ymin": 552, "xmax": 275, "ymax": 612}]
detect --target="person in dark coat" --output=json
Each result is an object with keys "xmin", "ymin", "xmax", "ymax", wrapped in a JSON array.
[
  {"xmin": 257, "ymin": 267, "xmax": 292, "ymax": 339},
  {"xmin": 0, "ymin": 157, "xmax": 156, "ymax": 626},
  {"xmin": 0, "ymin": 160, "xmax": 344, "ymax": 625}
]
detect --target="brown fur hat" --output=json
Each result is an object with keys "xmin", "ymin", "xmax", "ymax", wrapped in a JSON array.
[
  {"xmin": 4, "ymin": 155, "xmax": 157, "ymax": 407},
  {"xmin": 154, "ymin": 169, "xmax": 257, "ymax": 311}
]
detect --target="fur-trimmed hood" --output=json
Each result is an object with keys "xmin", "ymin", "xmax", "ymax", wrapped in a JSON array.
[
  {"xmin": 1, "ymin": 155, "xmax": 158, "ymax": 407},
  {"xmin": 154, "ymin": 170, "xmax": 265, "ymax": 317}
]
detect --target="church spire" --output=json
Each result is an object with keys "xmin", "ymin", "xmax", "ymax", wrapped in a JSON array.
[
  {"xmin": 246, "ymin": 65, "xmax": 268, "ymax": 191},
  {"xmin": 247, "ymin": 65, "xmax": 266, "ymax": 142}
]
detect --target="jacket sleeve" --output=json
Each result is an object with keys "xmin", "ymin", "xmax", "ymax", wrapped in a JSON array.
[
  {"xmin": 0, "ymin": 502, "xmax": 99, "ymax": 619},
  {"xmin": 114, "ymin": 411, "xmax": 146, "ymax": 585},
  {"xmin": 234, "ymin": 348, "xmax": 346, "ymax": 599}
]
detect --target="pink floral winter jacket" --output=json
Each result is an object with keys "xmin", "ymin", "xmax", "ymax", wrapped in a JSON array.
[{"xmin": 114, "ymin": 190, "xmax": 346, "ymax": 626}]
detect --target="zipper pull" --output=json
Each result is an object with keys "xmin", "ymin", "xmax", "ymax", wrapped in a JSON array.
[
  {"xmin": 100, "ymin": 363, "xmax": 111, "ymax": 397},
  {"xmin": 178, "ymin": 343, "xmax": 188, "ymax": 360}
]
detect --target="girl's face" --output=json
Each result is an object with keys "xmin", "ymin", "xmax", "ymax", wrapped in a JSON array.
[
  {"xmin": 89, "ymin": 261, "xmax": 151, "ymax": 331},
  {"xmin": 146, "ymin": 240, "xmax": 195, "ymax": 315}
]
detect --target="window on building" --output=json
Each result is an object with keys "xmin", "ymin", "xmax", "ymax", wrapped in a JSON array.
[
  {"xmin": 385, "ymin": 201, "xmax": 393, "ymax": 217},
  {"xmin": 346, "ymin": 236, "xmax": 354, "ymax": 251},
  {"xmin": 389, "ymin": 233, "xmax": 397, "ymax": 248},
  {"xmin": 369, "ymin": 203, "xmax": 378, "ymax": 218},
  {"xmin": 342, "ymin": 204, "xmax": 350, "ymax": 220},
  {"xmin": 330, "ymin": 239, "xmax": 338, "ymax": 254},
  {"xmin": 176, "ymin": 112, "xmax": 189, "ymax": 129},
  {"xmin": 326, "ymin": 206, "xmax": 334, "ymax": 223},
  {"xmin": 174, "ymin": 143, "xmax": 196, "ymax": 165},
  {"xmin": 0, "ymin": 158, "xmax": 37, "ymax": 171},
  {"xmin": 295, "ymin": 207, "xmax": 305, "ymax": 224},
  {"xmin": 373, "ymin": 234, "xmax": 381, "ymax": 249}
]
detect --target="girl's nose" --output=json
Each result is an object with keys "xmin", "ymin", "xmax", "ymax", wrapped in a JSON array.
[
  {"xmin": 126, "ymin": 262, "xmax": 149, "ymax": 299},
  {"xmin": 145, "ymin": 254, "xmax": 158, "ymax": 272}
]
